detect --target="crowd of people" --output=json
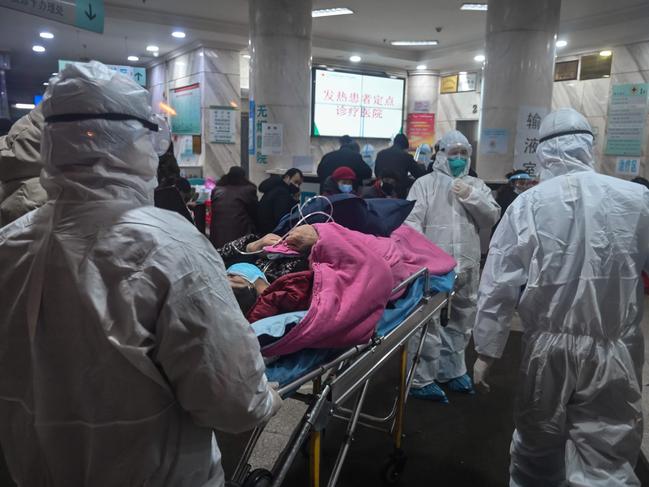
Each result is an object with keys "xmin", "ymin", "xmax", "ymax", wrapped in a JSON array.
[{"xmin": 1, "ymin": 61, "xmax": 649, "ymax": 487}]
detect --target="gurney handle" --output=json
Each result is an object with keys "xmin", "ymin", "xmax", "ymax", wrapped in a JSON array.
[{"xmin": 391, "ymin": 268, "xmax": 430, "ymax": 296}]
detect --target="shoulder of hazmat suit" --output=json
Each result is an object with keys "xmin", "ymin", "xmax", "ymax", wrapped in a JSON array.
[
  {"xmin": 0, "ymin": 104, "xmax": 47, "ymax": 227},
  {"xmin": 474, "ymin": 107, "xmax": 649, "ymax": 486},
  {"xmin": 0, "ymin": 61, "xmax": 278, "ymax": 487},
  {"xmin": 405, "ymin": 129, "xmax": 500, "ymax": 272}
]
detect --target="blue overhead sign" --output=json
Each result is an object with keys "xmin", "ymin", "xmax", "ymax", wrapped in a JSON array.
[{"xmin": 0, "ymin": 0, "xmax": 104, "ymax": 34}]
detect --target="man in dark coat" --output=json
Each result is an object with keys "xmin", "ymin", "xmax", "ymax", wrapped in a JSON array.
[
  {"xmin": 375, "ymin": 133, "xmax": 426, "ymax": 198},
  {"xmin": 317, "ymin": 135, "xmax": 371, "ymax": 193},
  {"xmin": 257, "ymin": 168, "xmax": 303, "ymax": 234}
]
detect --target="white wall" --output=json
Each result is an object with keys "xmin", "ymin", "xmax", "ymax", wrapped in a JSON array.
[{"xmin": 148, "ymin": 46, "xmax": 242, "ymax": 180}]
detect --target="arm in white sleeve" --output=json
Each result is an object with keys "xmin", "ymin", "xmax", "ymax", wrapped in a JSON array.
[
  {"xmin": 473, "ymin": 206, "xmax": 531, "ymax": 359},
  {"xmin": 458, "ymin": 180, "xmax": 501, "ymax": 230},
  {"xmin": 404, "ymin": 178, "xmax": 428, "ymax": 233},
  {"xmin": 155, "ymin": 245, "xmax": 277, "ymax": 434}
]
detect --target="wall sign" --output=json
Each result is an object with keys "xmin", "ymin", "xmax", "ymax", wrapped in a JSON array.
[
  {"xmin": 440, "ymin": 74, "xmax": 458, "ymax": 94},
  {"xmin": 208, "ymin": 106, "xmax": 237, "ymax": 144},
  {"xmin": 169, "ymin": 83, "xmax": 201, "ymax": 135},
  {"xmin": 615, "ymin": 157, "xmax": 642, "ymax": 176},
  {"xmin": 406, "ymin": 113, "xmax": 435, "ymax": 148},
  {"xmin": 261, "ymin": 122, "xmax": 283, "ymax": 156},
  {"xmin": 605, "ymin": 83, "xmax": 649, "ymax": 157},
  {"xmin": 480, "ymin": 128, "xmax": 509, "ymax": 155},
  {"xmin": 514, "ymin": 105, "xmax": 549, "ymax": 176}
]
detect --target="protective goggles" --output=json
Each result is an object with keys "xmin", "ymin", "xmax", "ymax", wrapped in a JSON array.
[
  {"xmin": 45, "ymin": 112, "xmax": 171, "ymax": 156},
  {"xmin": 538, "ymin": 129, "xmax": 593, "ymax": 144}
]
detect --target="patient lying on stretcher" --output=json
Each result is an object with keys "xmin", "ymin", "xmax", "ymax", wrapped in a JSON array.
[{"xmin": 227, "ymin": 222, "xmax": 456, "ymax": 357}]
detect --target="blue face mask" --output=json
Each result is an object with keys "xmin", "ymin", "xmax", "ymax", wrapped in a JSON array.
[
  {"xmin": 227, "ymin": 263, "xmax": 268, "ymax": 284},
  {"xmin": 448, "ymin": 157, "xmax": 468, "ymax": 177},
  {"xmin": 338, "ymin": 183, "xmax": 354, "ymax": 193}
]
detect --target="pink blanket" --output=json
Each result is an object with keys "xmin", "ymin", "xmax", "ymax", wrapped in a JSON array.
[{"xmin": 261, "ymin": 223, "xmax": 456, "ymax": 357}]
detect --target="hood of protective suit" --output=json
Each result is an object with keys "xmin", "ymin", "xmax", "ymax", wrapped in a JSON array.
[
  {"xmin": 433, "ymin": 130, "xmax": 473, "ymax": 178},
  {"xmin": 0, "ymin": 104, "xmax": 44, "ymax": 183},
  {"xmin": 536, "ymin": 108, "xmax": 595, "ymax": 181},
  {"xmin": 40, "ymin": 61, "xmax": 158, "ymax": 204}
]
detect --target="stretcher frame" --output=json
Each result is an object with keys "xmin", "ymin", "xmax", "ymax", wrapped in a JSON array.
[{"xmin": 227, "ymin": 268, "xmax": 453, "ymax": 487}]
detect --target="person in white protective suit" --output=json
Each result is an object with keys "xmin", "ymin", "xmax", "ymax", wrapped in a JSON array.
[
  {"xmin": 405, "ymin": 130, "xmax": 500, "ymax": 402},
  {"xmin": 0, "ymin": 61, "xmax": 281, "ymax": 487},
  {"xmin": 473, "ymin": 108, "xmax": 649, "ymax": 487}
]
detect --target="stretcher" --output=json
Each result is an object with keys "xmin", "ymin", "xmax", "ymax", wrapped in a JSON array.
[{"xmin": 226, "ymin": 267, "xmax": 454, "ymax": 487}]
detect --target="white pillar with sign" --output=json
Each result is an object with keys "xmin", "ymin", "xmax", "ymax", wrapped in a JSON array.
[
  {"xmin": 477, "ymin": 0, "xmax": 561, "ymax": 182},
  {"xmin": 248, "ymin": 0, "xmax": 313, "ymax": 184}
]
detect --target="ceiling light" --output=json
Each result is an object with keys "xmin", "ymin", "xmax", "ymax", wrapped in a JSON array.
[
  {"xmin": 172, "ymin": 31, "xmax": 186, "ymax": 39},
  {"xmin": 146, "ymin": 45, "xmax": 159, "ymax": 52},
  {"xmin": 51, "ymin": 72, "xmax": 58, "ymax": 76},
  {"xmin": 32, "ymin": 45, "xmax": 45, "ymax": 53},
  {"xmin": 43, "ymin": 82, "xmax": 49, "ymax": 86},
  {"xmin": 39, "ymin": 32, "xmax": 54, "ymax": 39},
  {"xmin": 461, "ymin": 3, "xmax": 488, "ymax": 11},
  {"xmin": 127, "ymin": 55, "xmax": 139, "ymax": 62},
  {"xmin": 458, "ymin": 71, "xmax": 467, "ymax": 75},
  {"xmin": 14, "ymin": 103, "xmax": 36, "ymax": 110},
  {"xmin": 312, "ymin": 7, "xmax": 354, "ymax": 17},
  {"xmin": 153, "ymin": 52, "xmax": 159, "ymax": 57},
  {"xmin": 599, "ymin": 50, "xmax": 612, "ymax": 57},
  {"xmin": 474, "ymin": 54, "xmax": 486, "ymax": 62},
  {"xmin": 349, "ymin": 55, "xmax": 361, "ymax": 63},
  {"xmin": 556, "ymin": 40, "xmax": 567, "ymax": 48},
  {"xmin": 242, "ymin": 54, "xmax": 251, "ymax": 59},
  {"xmin": 391, "ymin": 40, "xmax": 438, "ymax": 46},
  {"xmin": 416, "ymin": 64, "xmax": 427, "ymax": 70}
]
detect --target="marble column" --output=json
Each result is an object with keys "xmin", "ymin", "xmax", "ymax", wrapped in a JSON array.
[
  {"xmin": 477, "ymin": 0, "xmax": 561, "ymax": 182},
  {"xmin": 407, "ymin": 70, "xmax": 439, "ymax": 116},
  {"xmin": 249, "ymin": 0, "xmax": 313, "ymax": 184}
]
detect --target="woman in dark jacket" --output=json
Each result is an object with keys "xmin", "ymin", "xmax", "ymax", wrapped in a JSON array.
[
  {"xmin": 257, "ymin": 168, "xmax": 303, "ymax": 234},
  {"xmin": 210, "ymin": 166, "xmax": 258, "ymax": 248}
]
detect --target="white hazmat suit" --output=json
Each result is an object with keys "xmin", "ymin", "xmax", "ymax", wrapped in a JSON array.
[
  {"xmin": 406, "ymin": 130, "xmax": 500, "ymax": 388},
  {"xmin": 474, "ymin": 108, "xmax": 648, "ymax": 486},
  {"xmin": 0, "ymin": 61, "xmax": 279, "ymax": 487}
]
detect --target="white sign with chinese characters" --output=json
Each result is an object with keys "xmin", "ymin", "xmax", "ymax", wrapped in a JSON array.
[
  {"xmin": 208, "ymin": 106, "xmax": 237, "ymax": 144},
  {"xmin": 514, "ymin": 105, "xmax": 549, "ymax": 176},
  {"xmin": 615, "ymin": 157, "xmax": 642, "ymax": 176},
  {"xmin": 261, "ymin": 123, "xmax": 283, "ymax": 156},
  {"xmin": 1, "ymin": 0, "xmax": 104, "ymax": 33}
]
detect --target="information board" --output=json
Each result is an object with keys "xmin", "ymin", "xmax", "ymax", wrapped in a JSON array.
[
  {"xmin": 170, "ymin": 83, "xmax": 201, "ymax": 135},
  {"xmin": 605, "ymin": 83, "xmax": 649, "ymax": 156}
]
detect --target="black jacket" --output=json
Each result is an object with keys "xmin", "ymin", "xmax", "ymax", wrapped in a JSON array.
[
  {"xmin": 258, "ymin": 176, "xmax": 298, "ymax": 235},
  {"xmin": 375, "ymin": 146, "xmax": 426, "ymax": 197},
  {"xmin": 210, "ymin": 183, "xmax": 258, "ymax": 248},
  {"xmin": 317, "ymin": 148, "xmax": 371, "ymax": 193}
]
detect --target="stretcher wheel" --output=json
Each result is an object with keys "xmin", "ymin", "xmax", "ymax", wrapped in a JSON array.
[
  {"xmin": 439, "ymin": 306, "xmax": 449, "ymax": 328},
  {"xmin": 243, "ymin": 468, "xmax": 273, "ymax": 487},
  {"xmin": 381, "ymin": 450, "xmax": 407, "ymax": 485}
]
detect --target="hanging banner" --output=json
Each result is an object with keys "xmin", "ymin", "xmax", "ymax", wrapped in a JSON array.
[
  {"xmin": 514, "ymin": 105, "xmax": 549, "ymax": 176},
  {"xmin": 255, "ymin": 103, "xmax": 268, "ymax": 164},
  {"xmin": 406, "ymin": 113, "xmax": 435, "ymax": 148},
  {"xmin": 208, "ymin": 106, "xmax": 236, "ymax": 144},
  {"xmin": 169, "ymin": 83, "xmax": 201, "ymax": 135},
  {"xmin": 605, "ymin": 83, "xmax": 649, "ymax": 156}
]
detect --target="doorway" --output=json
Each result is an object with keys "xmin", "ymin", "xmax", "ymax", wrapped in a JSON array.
[{"xmin": 455, "ymin": 120, "xmax": 479, "ymax": 173}]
